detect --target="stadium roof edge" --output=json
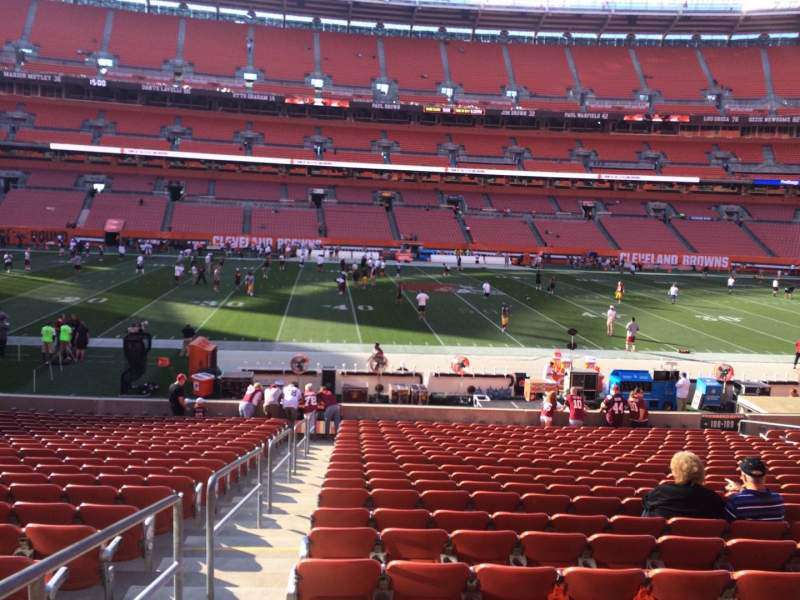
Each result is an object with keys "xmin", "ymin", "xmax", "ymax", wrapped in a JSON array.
[{"xmin": 83, "ymin": 0, "xmax": 800, "ymax": 35}]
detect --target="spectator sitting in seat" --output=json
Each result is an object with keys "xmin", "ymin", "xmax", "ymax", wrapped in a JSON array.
[
  {"xmin": 724, "ymin": 457, "xmax": 785, "ymax": 521},
  {"xmin": 642, "ymin": 451, "xmax": 726, "ymax": 520}
]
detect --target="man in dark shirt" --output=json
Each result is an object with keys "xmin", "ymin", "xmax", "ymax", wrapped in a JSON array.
[
  {"xmin": 181, "ymin": 324, "xmax": 196, "ymax": 357},
  {"xmin": 601, "ymin": 385, "xmax": 626, "ymax": 427},
  {"xmin": 168, "ymin": 373, "xmax": 188, "ymax": 416},
  {"xmin": 724, "ymin": 457, "xmax": 785, "ymax": 521}
]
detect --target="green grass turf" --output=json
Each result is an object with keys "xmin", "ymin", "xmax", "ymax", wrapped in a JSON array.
[{"xmin": 1, "ymin": 250, "xmax": 799, "ymax": 359}]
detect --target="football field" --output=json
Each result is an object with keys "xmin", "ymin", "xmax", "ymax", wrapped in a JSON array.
[{"xmin": 1, "ymin": 249, "xmax": 798, "ymax": 357}]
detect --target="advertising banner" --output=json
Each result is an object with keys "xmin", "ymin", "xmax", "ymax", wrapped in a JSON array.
[{"xmin": 619, "ymin": 252, "xmax": 730, "ymax": 270}]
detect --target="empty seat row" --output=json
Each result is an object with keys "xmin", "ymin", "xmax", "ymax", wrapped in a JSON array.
[{"xmin": 291, "ymin": 560, "xmax": 800, "ymax": 600}]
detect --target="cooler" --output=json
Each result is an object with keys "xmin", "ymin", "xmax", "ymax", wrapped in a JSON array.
[{"xmin": 191, "ymin": 372, "xmax": 215, "ymax": 396}]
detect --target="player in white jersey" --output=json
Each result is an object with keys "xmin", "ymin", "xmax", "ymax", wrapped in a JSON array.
[
  {"xmin": 482, "ymin": 282, "xmax": 491, "ymax": 298},
  {"xmin": 727, "ymin": 275, "xmax": 736, "ymax": 294},
  {"xmin": 668, "ymin": 283, "xmax": 679, "ymax": 304},
  {"xmin": 136, "ymin": 254, "xmax": 145, "ymax": 274},
  {"xmin": 606, "ymin": 305, "xmax": 617, "ymax": 337},
  {"xmin": 772, "ymin": 278, "xmax": 780, "ymax": 297},
  {"xmin": 174, "ymin": 262, "xmax": 184, "ymax": 283},
  {"xmin": 415, "ymin": 291, "xmax": 430, "ymax": 319}
]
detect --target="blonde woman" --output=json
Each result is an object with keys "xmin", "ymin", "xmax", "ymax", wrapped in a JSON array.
[
  {"xmin": 539, "ymin": 391, "xmax": 557, "ymax": 427},
  {"xmin": 642, "ymin": 451, "xmax": 726, "ymax": 519}
]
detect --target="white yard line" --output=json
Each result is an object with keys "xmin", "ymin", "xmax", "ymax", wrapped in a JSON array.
[
  {"xmin": 10, "ymin": 268, "xmax": 160, "ymax": 334},
  {"xmin": 458, "ymin": 270, "xmax": 603, "ymax": 350},
  {"xmin": 275, "ymin": 268, "xmax": 303, "ymax": 342},
  {"xmin": 97, "ymin": 281, "xmax": 184, "ymax": 338},
  {"xmin": 402, "ymin": 291, "xmax": 445, "ymax": 346},
  {"xmin": 417, "ymin": 269, "xmax": 525, "ymax": 348},
  {"xmin": 345, "ymin": 282, "xmax": 363, "ymax": 344},
  {"xmin": 196, "ymin": 288, "xmax": 237, "ymax": 333},
  {"xmin": 531, "ymin": 273, "xmax": 757, "ymax": 353}
]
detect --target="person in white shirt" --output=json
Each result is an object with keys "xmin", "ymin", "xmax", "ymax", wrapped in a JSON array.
[
  {"xmin": 675, "ymin": 372, "xmax": 691, "ymax": 411},
  {"xmin": 263, "ymin": 382, "xmax": 283, "ymax": 419},
  {"xmin": 625, "ymin": 317, "xmax": 639, "ymax": 352},
  {"xmin": 281, "ymin": 381, "xmax": 302, "ymax": 422},
  {"xmin": 205, "ymin": 252, "xmax": 212, "ymax": 267},
  {"xmin": 316, "ymin": 253, "xmax": 324, "ymax": 272},
  {"xmin": 606, "ymin": 305, "xmax": 617, "ymax": 337},
  {"xmin": 727, "ymin": 275, "xmax": 736, "ymax": 294},
  {"xmin": 668, "ymin": 283, "xmax": 679, "ymax": 304},
  {"xmin": 482, "ymin": 282, "xmax": 491, "ymax": 298},
  {"xmin": 174, "ymin": 262, "xmax": 184, "ymax": 283},
  {"xmin": 415, "ymin": 291, "xmax": 430, "ymax": 319},
  {"xmin": 772, "ymin": 279, "xmax": 780, "ymax": 297},
  {"xmin": 136, "ymin": 254, "xmax": 145, "ymax": 274}
]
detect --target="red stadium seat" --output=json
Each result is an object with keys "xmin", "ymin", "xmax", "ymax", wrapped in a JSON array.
[
  {"xmin": 551, "ymin": 514, "xmax": 608, "ymax": 536},
  {"xmin": 77, "ymin": 504, "xmax": 143, "ymax": 562},
  {"xmin": 562, "ymin": 567, "xmax": 646, "ymax": 600},
  {"xmin": 588, "ymin": 533, "xmax": 656, "ymax": 568},
  {"xmin": 608, "ymin": 516, "xmax": 666, "ymax": 537},
  {"xmin": 0, "ymin": 524, "xmax": 22, "ymax": 555},
  {"xmin": 648, "ymin": 568, "xmax": 731, "ymax": 600},
  {"xmin": 368, "ymin": 479, "xmax": 414, "ymax": 490},
  {"xmin": 380, "ymin": 528, "xmax": 449, "ymax": 562},
  {"xmin": 146, "ymin": 474, "xmax": 197, "ymax": 519},
  {"xmin": 727, "ymin": 520, "xmax": 789, "ymax": 540},
  {"xmin": 13, "ymin": 501, "xmax": 76, "ymax": 526},
  {"xmin": 571, "ymin": 495, "xmax": 622, "ymax": 517},
  {"xmin": 24, "ymin": 524, "xmax": 102, "ymax": 591},
  {"xmin": 386, "ymin": 560, "xmax": 471, "ymax": 600},
  {"xmin": 491, "ymin": 512, "xmax": 548, "ymax": 534},
  {"xmin": 732, "ymin": 571, "xmax": 800, "ymax": 600},
  {"xmin": 119, "ymin": 485, "xmax": 173, "ymax": 534},
  {"xmin": 372, "ymin": 508, "xmax": 430, "ymax": 530},
  {"xmin": 311, "ymin": 508, "xmax": 371, "ymax": 528},
  {"xmin": 420, "ymin": 490, "xmax": 470, "ymax": 511},
  {"xmin": 521, "ymin": 493, "xmax": 571, "ymax": 515},
  {"xmin": 655, "ymin": 536, "xmax": 725, "ymax": 570},
  {"xmin": 520, "ymin": 531, "xmax": 587, "ymax": 567},
  {"xmin": 725, "ymin": 539, "xmax": 797, "ymax": 571},
  {"xmin": 294, "ymin": 558, "xmax": 381, "ymax": 600},
  {"xmin": 667, "ymin": 518, "xmax": 727, "ymax": 537},
  {"xmin": 0, "ymin": 556, "xmax": 37, "ymax": 600},
  {"xmin": 318, "ymin": 488, "xmax": 369, "ymax": 509},
  {"xmin": 371, "ymin": 489, "xmax": 420, "ymax": 509},
  {"xmin": 450, "ymin": 529, "xmax": 517, "ymax": 564},
  {"xmin": 64, "ymin": 485, "xmax": 118, "ymax": 505},
  {"xmin": 432, "ymin": 510, "xmax": 491, "ymax": 533},
  {"xmin": 474, "ymin": 565, "xmax": 557, "ymax": 600},
  {"xmin": 305, "ymin": 527, "xmax": 377, "ymax": 559}
]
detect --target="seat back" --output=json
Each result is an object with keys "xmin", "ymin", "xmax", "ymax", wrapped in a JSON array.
[
  {"xmin": 450, "ymin": 530, "xmax": 517, "ymax": 565},
  {"xmin": 520, "ymin": 531, "xmax": 587, "ymax": 567},
  {"xmin": 372, "ymin": 508, "xmax": 430, "ymax": 531},
  {"xmin": 381, "ymin": 528, "xmax": 449, "ymax": 562},
  {"xmin": 562, "ymin": 567, "xmax": 645, "ymax": 600},
  {"xmin": 588, "ymin": 533, "xmax": 656, "ymax": 568},
  {"xmin": 432, "ymin": 510, "xmax": 490, "ymax": 533},
  {"xmin": 725, "ymin": 539, "xmax": 797, "ymax": 571},
  {"xmin": 386, "ymin": 560, "xmax": 471, "ymax": 600},
  {"xmin": 311, "ymin": 508, "xmax": 371, "ymax": 528},
  {"xmin": 306, "ymin": 527, "xmax": 377, "ymax": 559},
  {"xmin": 491, "ymin": 512, "xmax": 548, "ymax": 534},
  {"xmin": 119, "ymin": 485, "xmax": 173, "ymax": 534},
  {"xmin": 77, "ymin": 503, "xmax": 142, "ymax": 561},
  {"xmin": 474, "ymin": 565, "xmax": 557, "ymax": 600},
  {"xmin": 648, "ymin": 569, "xmax": 731, "ymax": 600},
  {"xmin": 295, "ymin": 558, "xmax": 381, "ymax": 600},
  {"xmin": 0, "ymin": 556, "xmax": 36, "ymax": 600},
  {"xmin": 24, "ymin": 524, "xmax": 100, "ymax": 591},
  {"xmin": 656, "ymin": 535, "xmax": 725, "ymax": 570},
  {"xmin": 13, "ymin": 501, "xmax": 76, "ymax": 526},
  {"xmin": 733, "ymin": 571, "xmax": 800, "ymax": 600}
]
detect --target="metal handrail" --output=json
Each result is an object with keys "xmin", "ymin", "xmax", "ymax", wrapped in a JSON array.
[
  {"xmin": 738, "ymin": 419, "xmax": 800, "ymax": 437},
  {"xmin": 205, "ymin": 443, "xmax": 264, "ymax": 600},
  {"xmin": 267, "ymin": 426, "xmax": 293, "ymax": 514},
  {"xmin": 0, "ymin": 493, "xmax": 183, "ymax": 600},
  {"xmin": 292, "ymin": 413, "xmax": 313, "ymax": 474}
]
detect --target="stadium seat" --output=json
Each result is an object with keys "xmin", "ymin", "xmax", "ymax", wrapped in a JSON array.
[
  {"xmin": 294, "ymin": 558, "xmax": 381, "ymax": 600},
  {"xmin": 432, "ymin": 510, "xmax": 491, "ymax": 532},
  {"xmin": 608, "ymin": 516, "xmax": 666, "ymax": 537},
  {"xmin": 0, "ymin": 524, "xmax": 22, "ymax": 555},
  {"xmin": 368, "ymin": 479, "xmax": 414, "ymax": 490},
  {"xmin": 562, "ymin": 567, "xmax": 646, "ymax": 600},
  {"xmin": 305, "ymin": 527, "xmax": 378, "ymax": 559},
  {"xmin": 655, "ymin": 536, "xmax": 725, "ymax": 570},
  {"xmin": 450, "ymin": 530, "xmax": 518, "ymax": 565},
  {"xmin": 371, "ymin": 489, "xmax": 420, "ymax": 509},
  {"xmin": 64, "ymin": 485, "xmax": 118, "ymax": 505},
  {"xmin": 0, "ymin": 556, "xmax": 38, "ymax": 600},
  {"xmin": 474, "ymin": 564, "xmax": 557, "ymax": 600},
  {"xmin": 648, "ymin": 568, "xmax": 732, "ymax": 600},
  {"xmin": 24, "ymin": 524, "xmax": 107, "ymax": 591},
  {"xmin": 77, "ymin": 504, "xmax": 143, "ymax": 562},
  {"xmin": 588, "ymin": 533, "xmax": 656, "ymax": 568},
  {"xmin": 667, "ymin": 518, "xmax": 727, "ymax": 537},
  {"xmin": 318, "ymin": 488, "xmax": 369, "ymax": 509},
  {"xmin": 380, "ymin": 528, "xmax": 449, "ymax": 562},
  {"xmin": 386, "ymin": 560, "xmax": 471, "ymax": 600},
  {"xmin": 727, "ymin": 520, "xmax": 789, "ymax": 540},
  {"xmin": 471, "ymin": 491, "xmax": 521, "ymax": 513},
  {"xmin": 420, "ymin": 490, "xmax": 470, "ymax": 511},
  {"xmin": 519, "ymin": 531, "xmax": 587, "ymax": 567},
  {"xmin": 119, "ymin": 485, "xmax": 173, "ymax": 535},
  {"xmin": 8, "ymin": 484, "xmax": 62, "ymax": 502},
  {"xmin": 491, "ymin": 512, "xmax": 549, "ymax": 534},
  {"xmin": 521, "ymin": 493, "xmax": 571, "ymax": 515},
  {"xmin": 146, "ymin": 474, "xmax": 197, "ymax": 519},
  {"xmin": 725, "ymin": 539, "xmax": 797, "ymax": 571},
  {"xmin": 572, "ymin": 495, "xmax": 622, "ymax": 516},
  {"xmin": 13, "ymin": 501, "xmax": 76, "ymax": 525},
  {"xmin": 551, "ymin": 514, "xmax": 608, "ymax": 535},
  {"xmin": 732, "ymin": 570, "xmax": 800, "ymax": 600},
  {"xmin": 372, "ymin": 508, "xmax": 430, "ymax": 530},
  {"xmin": 311, "ymin": 508, "xmax": 371, "ymax": 528}
]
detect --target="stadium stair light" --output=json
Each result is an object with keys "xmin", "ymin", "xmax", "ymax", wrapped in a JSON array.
[{"xmin": 242, "ymin": 71, "xmax": 258, "ymax": 82}]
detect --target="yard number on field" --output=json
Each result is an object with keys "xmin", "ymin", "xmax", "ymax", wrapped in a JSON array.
[
  {"xmin": 695, "ymin": 314, "xmax": 742, "ymax": 323},
  {"xmin": 193, "ymin": 300, "xmax": 245, "ymax": 308},
  {"xmin": 324, "ymin": 304, "xmax": 374, "ymax": 311}
]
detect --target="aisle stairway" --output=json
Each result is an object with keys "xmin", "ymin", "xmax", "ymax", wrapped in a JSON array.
[{"xmin": 119, "ymin": 437, "xmax": 332, "ymax": 600}]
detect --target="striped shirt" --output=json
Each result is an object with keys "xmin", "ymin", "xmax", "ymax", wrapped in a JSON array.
[{"xmin": 724, "ymin": 488, "xmax": 785, "ymax": 521}]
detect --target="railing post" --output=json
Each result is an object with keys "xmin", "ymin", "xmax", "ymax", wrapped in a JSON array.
[
  {"xmin": 304, "ymin": 413, "xmax": 311, "ymax": 458},
  {"xmin": 267, "ymin": 436, "xmax": 275, "ymax": 514},
  {"xmin": 256, "ymin": 446, "xmax": 263, "ymax": 529},
  {"xmin": 287, "ymin": 426, "xmax": 294, "ymax": 484},
  {"xmin": 205, "ymin": 474, "xmax": 217, "ymax": 600},
  {"xmin": 172, "ymin": 501, "xmax": 184, "ymax": 600},
  {"xmin": 26, "ymin": 575, "xmax": 46, "ymax": 600}
]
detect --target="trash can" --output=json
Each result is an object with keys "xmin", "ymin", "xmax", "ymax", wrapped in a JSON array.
[{"xmin": 191, "ymin": 372, "xmax": 215, "ymax": 397}]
